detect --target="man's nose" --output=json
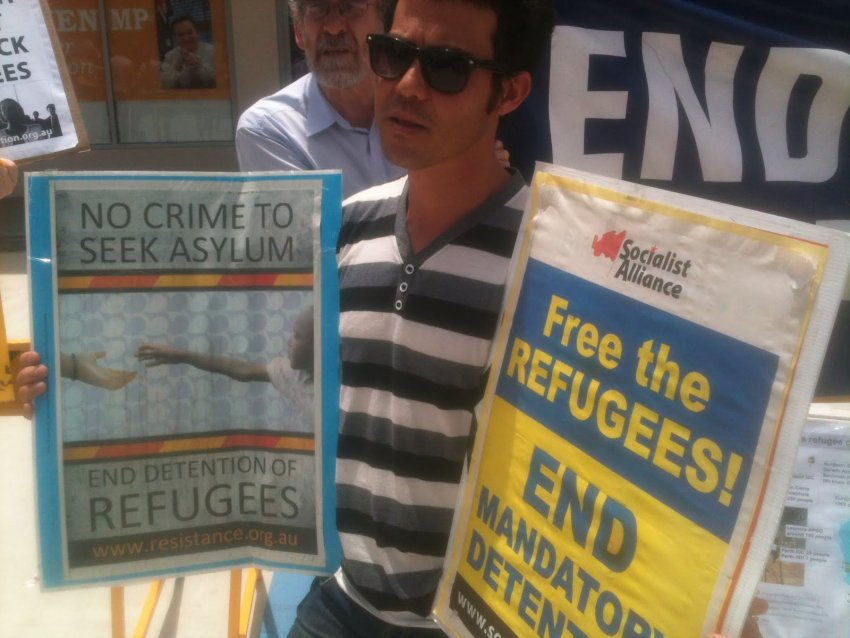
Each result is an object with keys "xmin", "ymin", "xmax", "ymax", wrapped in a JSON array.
[
  {"xmin": 395, "ymin": 59, "xmax": 430, "ymax": 101},
  {"xmin": 322, "ymin": 6, "xmax": 346, "ymax": 35}
]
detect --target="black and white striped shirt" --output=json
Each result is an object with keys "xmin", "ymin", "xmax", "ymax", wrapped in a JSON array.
[{"xmin": 334, "ymin": 172, "xmax": 528, "ymax": 625}]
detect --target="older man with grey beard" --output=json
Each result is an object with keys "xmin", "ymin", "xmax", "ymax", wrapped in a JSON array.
[{"xmin": 236, "ymin": 0, "xmax": 404, "ymax": 197}]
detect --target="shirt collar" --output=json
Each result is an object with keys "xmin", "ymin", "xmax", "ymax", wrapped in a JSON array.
[{"xmin": 305, "ymin": 73, "xmax": 367, "ymax": 138}]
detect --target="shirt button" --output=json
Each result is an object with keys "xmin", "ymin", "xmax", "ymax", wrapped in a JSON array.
[
  {"xmin": 404, "ymin": 264, "xmax": 415, "ymax": 275},
  {"xmin": 394, "ymin": 300, "xmax": 403, "ymax": 311},
  {"xmin": 399, "ymin": 282, "xmax": 408, "ymax": 293}
]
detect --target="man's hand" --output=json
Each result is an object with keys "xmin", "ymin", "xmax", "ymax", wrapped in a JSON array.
[
  {"xmin": 182, "ymin": 51, "xmax": 202, "ymax": 71},
  {"xmin": 0, "ymin": 157, "xmax": 18, "ymax": 199},
  {"xmin": 75, "ymin": 351, "xmax": 137, "ymax": 390},
  {"xmin": 14, "ymin": 351, "xmax": 48, "ymax": 419},
  {"xmin": 494, "ymin": 140, "xmax": 510, "ymax": 168}
]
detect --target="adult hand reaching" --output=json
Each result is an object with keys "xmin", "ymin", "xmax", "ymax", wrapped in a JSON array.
[
  {"xmin": 14, "ymin": 350, "xmax": 137, "ymax": 419},
  {"xmin": 74, "ymin": 351, "xmax": 137, "ymax": 390}
]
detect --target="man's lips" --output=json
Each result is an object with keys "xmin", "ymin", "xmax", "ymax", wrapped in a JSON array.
[{"xmin": 386, "ymin": 110, "xmax": 429, "ymax": 131}]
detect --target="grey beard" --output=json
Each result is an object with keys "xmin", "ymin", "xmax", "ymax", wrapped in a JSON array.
[
  {"xmin": 312, "ymin": 60, "xmax": 370, "ymax": 90},
  {"xmin": 309, "ymin": 31, "xmax": 369, "ymax": 90}
]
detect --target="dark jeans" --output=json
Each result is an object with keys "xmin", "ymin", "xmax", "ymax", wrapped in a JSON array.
[{"xmin": 287, "ymin": 576, "xmax": 448, "ymax": 638}]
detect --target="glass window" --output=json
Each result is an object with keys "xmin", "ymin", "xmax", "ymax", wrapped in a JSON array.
[
  {"xmin": 48, "ymin": 0, "xmax": 233, "ymax": 145},
  {"xmin": 49, "ymin": 0, "xmax": 110, "ymax": 143}
]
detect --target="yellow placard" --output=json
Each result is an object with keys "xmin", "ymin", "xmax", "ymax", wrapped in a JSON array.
[
  {"xmin": 0, "ymin": 296, "xmax": 14, "ymax": 403},
  {"xmin": 435, "ymin": 163, "xmax": 850, "ymax": 637}
]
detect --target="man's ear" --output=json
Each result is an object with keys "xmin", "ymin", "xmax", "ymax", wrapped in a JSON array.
[
  {"xmin": 494, "ymin": 71, "xmax": 532, "ymax": 117},
  {"xmin": 293, "ymin": 22, "xmax": 306, "ymax": 51}
]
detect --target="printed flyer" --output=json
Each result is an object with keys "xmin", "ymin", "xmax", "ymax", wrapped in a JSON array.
[
  {"xmin": 755, "ymin": 410, "xmax": 850, "ymax": 638},
  {"xmin": 434, "ymin": 164, "xmax": 850, "ymax": 638},
  {"xmin": 27, "ymin": 171, "xmax": 342, "ymax": 587},
  {"xmin": 0, "ymin": 0, "xmax": 87, "ymax": 161}
]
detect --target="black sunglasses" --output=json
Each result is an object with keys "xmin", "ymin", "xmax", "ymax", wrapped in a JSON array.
[{"xmin": 366, "ymin": 33, "xmax": 514, "ymax": 95}]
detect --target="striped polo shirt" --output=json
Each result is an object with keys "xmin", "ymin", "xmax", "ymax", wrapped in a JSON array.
[{"xmin": 334, "ymin": 171, "xmax": 528, "ymax": 625}]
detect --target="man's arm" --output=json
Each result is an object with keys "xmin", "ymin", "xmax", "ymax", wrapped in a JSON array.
[
  {"xmin": 160, "ymin": 48, "xmax": 181, "ymax": 89},
  {"xmin": 67, "ymin": 351, "xmax": 137, "ymax": 389},
  {"xmin": 136, "ymin": 343, "xmax": 270, "ymax": 383},
  {"xmin": 160, "ymin": 45, "xmax": 215, "ymax": 89},
  {"xmin": 185, "ymin": 43, "xmax": 216, "ymax": 88}
]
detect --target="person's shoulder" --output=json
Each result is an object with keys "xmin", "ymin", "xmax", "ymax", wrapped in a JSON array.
[
  {"xmin": 506, "ymin": 179, "xmax": 530, "ymax": 214},
  {"xmin": 250, "ymin": 74, "xmax": 312, "ymax": 110},
  {"xmin": 482, "ymin": 172, "xmax": 529, "ymax": 233},
  {"xmin": 343, "ymin": 175, "xmax": 407, "ymax": 212},
  {"xmin": 236, "ymin": 74, "xmax": 312, "ymax": 131},
  {"xmin": 337, "ymin": 177, "xmax": 407, "ymax": 248}
]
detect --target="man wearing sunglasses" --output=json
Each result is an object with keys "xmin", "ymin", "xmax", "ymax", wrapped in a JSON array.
[
  {"xmin": 236, "ymin": 0, "xmax": 404, "ymax": 197},
  {"xmin": 288, "ymin": 0, "xmax": 555, "ymax": 635}
]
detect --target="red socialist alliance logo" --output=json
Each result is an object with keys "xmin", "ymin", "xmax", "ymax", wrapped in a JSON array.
[{"xmin": 591, "ymin": 230, "xmax": 626, "ymax": 261}]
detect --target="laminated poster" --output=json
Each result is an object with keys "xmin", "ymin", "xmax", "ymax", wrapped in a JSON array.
[
  {"xmin": 0, "ymin": 0, "xmax": 88, "ymax": 162},
  {"xmin": 27, "ymin": 171, "xmax": 342, "ymax": 587},
  {"xmin": 755, "ymin": 408, "xmax": 850, "ymax": 638},
  {"xmin": 434, "ymin": 163, "xmax": 850, "ymax": 638}
]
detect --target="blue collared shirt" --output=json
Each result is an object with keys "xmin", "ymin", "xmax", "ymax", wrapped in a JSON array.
[{"xmin": 235, "ymin": 73, "xmax": 404, "ymax": 198}]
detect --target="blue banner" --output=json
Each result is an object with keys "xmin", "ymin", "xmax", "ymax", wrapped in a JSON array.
[{"xmin": 501, "ymin": 0, "xmax": 849, "ymax": 393}]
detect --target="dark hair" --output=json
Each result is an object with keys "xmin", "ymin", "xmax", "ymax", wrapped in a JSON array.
[
  {"xmin": 171, "ymin": 14, "xmax": 198, "ymax": 30},
  {"xmin": 0, "ymin": 98, "xmax": 26, "ymax": 125},
  {"xmin": 289, "ymin": 0, "xmax": 392, "ymax": 21},
  {"xmin": 382, "ymin": 0, "xmax": 554, "ymax": 73}
]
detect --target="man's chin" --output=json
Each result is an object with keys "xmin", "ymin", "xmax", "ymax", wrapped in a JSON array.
[{"xmin": 313, "ymin": 65, "xmax": 368, "ymax": 90}]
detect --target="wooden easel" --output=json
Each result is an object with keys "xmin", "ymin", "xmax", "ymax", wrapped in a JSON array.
[{"xmin": 110, "ymin": 568, "xmax": 265, "ymax": 638}]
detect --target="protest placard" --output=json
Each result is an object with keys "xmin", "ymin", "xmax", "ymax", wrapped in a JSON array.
[
  {"xmin": 0, "ymin": 0, "xmax": 88, "ymax": 162},
  {"xmin": 434, "ymin": 164, "xmax": 850, "ymax": 637},
  {"xmin": 27, "ymin": 171, "xmax": 341, "ymax": 587}
]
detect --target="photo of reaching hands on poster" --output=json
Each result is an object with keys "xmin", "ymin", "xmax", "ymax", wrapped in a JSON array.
[
  {"xmin": 27, "ymin": 171, "xmax": 342, "ymax": 588},
  {"xmin": 58, "ymin": 291, "xmax": 313, "ymax": 440},
  {"xmin": 0, "ymin": 0, "xmax": 86, "ymax": 161},
  {"xmin": 136, "ymin": 302, "xmax": 314, "ymax": 427}
]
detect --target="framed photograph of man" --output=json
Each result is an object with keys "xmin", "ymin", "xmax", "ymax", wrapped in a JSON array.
[{"xmin": 156, "ymin": 0, "xmax": 217, "ymax": 90}]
